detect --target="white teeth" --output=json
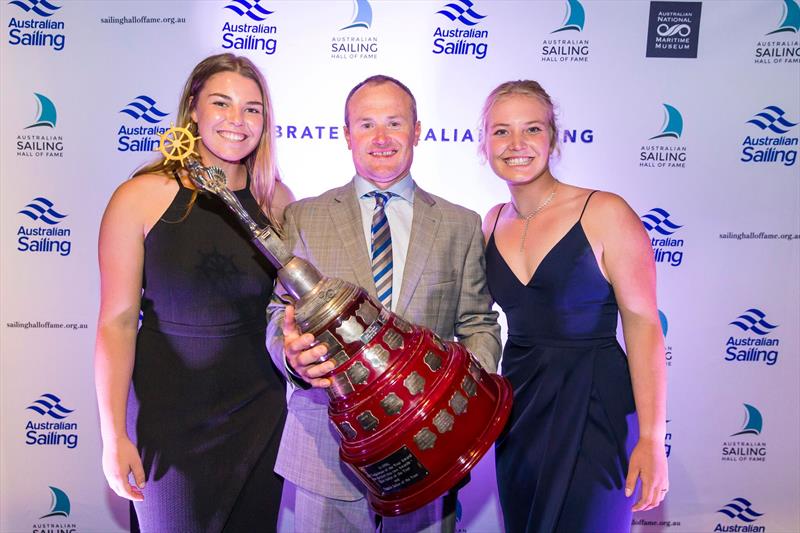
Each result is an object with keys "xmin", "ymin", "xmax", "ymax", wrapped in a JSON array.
[
  {"xmin": 505, "ymin": 157, "xmax": 532, "ymax": 166},
  {"xmin": 219, "ymin": 131, "xmax": 246, "ymax": 142},
  {"xmin": 372, "ymin": 150, "xmax": 396, "ymax": 157}
]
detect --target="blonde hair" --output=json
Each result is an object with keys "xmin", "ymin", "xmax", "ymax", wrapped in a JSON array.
[
  {"xmin": 478, "ymin": 80, "xmax": 559, "ymax": 161},
  {"xmin": 134, "ymin": 53, "xmax": 281, "ymax": 227}
]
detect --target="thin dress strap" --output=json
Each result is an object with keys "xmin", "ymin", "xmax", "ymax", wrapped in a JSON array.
[
  {"xmin": 579, "ymin": 191, "xmax": 598, "ymax": 221},
  {"xmin": 172, "ymin": 169, "xmax": 186, "ymax": 189},
  {"xmin": 490, "ymin": 203, "xmax": 506, "ymax": 236}
]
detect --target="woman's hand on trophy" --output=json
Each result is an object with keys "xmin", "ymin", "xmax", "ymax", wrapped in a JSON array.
[{"xmin": 283, "ymin": 305, "xmax": 334, "ymax": 387}]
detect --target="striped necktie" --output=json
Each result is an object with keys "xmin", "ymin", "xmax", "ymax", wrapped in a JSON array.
[{"xmin": 366, "ymin": 191, "xmax": 394, "ymax": 309}]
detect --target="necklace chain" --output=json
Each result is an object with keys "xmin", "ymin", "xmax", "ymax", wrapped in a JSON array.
[{"xmin": 511, "ymin": 181, "xmax": 558, "ymax": 253}]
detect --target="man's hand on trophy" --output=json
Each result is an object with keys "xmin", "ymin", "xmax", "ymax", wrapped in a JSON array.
[{"xmin": 282, "ymin": 305, "xmax": 335, "ymax": 388}]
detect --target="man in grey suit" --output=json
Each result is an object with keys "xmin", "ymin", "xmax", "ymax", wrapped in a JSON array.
[{"xmin": 267, "ymin": 75, "xmax": 501, "ymax": 532}]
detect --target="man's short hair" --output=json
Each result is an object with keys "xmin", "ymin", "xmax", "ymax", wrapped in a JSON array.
[{"xmin": 344, "ymin": 75, "xmax": 418, "ymax": 127}]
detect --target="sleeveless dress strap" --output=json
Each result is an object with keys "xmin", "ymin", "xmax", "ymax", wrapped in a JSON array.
[
  {"xmin": 172, "ymin": 169, "xmax": 186, "ymax": 189},
  {"xmin": 579, "ymin": 191, "xmax": 598, "ymax": 221},
  {"xmin": 490, "ymin": 203, "xmax": 506, "ymax": 236}
]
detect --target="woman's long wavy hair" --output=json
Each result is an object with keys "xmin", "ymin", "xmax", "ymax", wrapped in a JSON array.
[{"xmin": 134, "ymin": 53, "xmax": 281, "ymax": 228}]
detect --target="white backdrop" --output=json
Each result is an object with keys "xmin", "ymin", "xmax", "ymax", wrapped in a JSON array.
[{"xmin": 1, "ymin": 1, "xmax": 798, "ymax": 532}]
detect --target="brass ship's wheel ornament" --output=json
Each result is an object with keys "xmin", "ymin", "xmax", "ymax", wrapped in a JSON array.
[{"xmin": 157, "ymin": 123, "xmax": 201, "ymax": 166}]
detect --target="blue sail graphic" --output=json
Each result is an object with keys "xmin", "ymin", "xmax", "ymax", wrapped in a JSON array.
[
  {"xmin": 650, "ymin": 104, "xmax": 682, "ymax": 140},
  {"xmin": 553, "ymin": 0, "xmax": 585, "ymax": 33},
  {"xmin": 732, "ymin": 404, "xmax": 763, "ymax": 436},
  {"xmin": 341, "ymin": 0, "xmax": 372, "ymax": 30},
  {"xmin": 40, "ymin": 486, "xmax": 70, "ymax": 518},
  {"xmin": 658, "ymin": 310, "xmax": 668, "ymax": 338},
  {"xmin": 26, "ymin": 93, "xmax": 57, "ymax": 129},
  {"xmin": 767, "ymin": 0, "xmax": 800, "ymax": 35}
]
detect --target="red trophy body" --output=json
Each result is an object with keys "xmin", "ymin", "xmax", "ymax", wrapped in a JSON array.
[{"xmin": 184, "ymin": 158, "xmax": 512, "ymax": 516}]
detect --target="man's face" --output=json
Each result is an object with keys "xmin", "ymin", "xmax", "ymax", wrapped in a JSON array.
[{"xmin": 344, "ymin": 82, "xmax": 421, "ymax": 190}]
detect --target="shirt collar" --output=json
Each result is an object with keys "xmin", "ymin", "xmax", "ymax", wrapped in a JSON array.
[{"xmin": 354, "ymin": 174, "xmax": 415, "ymax": 204}]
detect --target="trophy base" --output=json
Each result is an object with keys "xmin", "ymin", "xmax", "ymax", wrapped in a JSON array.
[{"xmin": 365, "ymin": 374, "xmax": 513, "ymax": 516}]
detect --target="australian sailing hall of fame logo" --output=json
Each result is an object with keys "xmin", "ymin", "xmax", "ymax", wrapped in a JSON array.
[
  {"xmin": 33, "ymin": 486, "xmax": 77, "ymax": 533},
  {"xmin": 17, "ymin": 93, "xmax": 63, "ymax": 158},
  {"xmin": 432, "ymin": 0, "xmax": 489, "ymax": 60},
  {"xmin": 725, "ymin": 308, "xmax": 780, "ymax": 366},
  {"xmin": 220, "ymin": 0, "xmax": 278, "ymax": 55},
  {"xmin": 754, "ymin": 0, "xmax": 800, "ymax": 64},
  {"xmin": 741, "ymin": 105, "xmax": 798, "ymax": 166},
  {"xmin": 640, "ymin": 103, "xmax": 687, "ymax": 168},
  {"xmin": 331, "ymin": 0, "xmax": 378, "ymax": 60},
  {"xmin": 117, "ymin": 95, "xmax": 170, "ymax": 152},
  {"xmin": 7, "ymin": 0, "xmax": 67, "ymax": 51},
  {"xmin": 721, "ymin": 404, "xmax": 767, "ymax": 464},
  {"xmin": 541, "ymin": 0, "xmax": 590, "ymax": 63},
  {"xmin": 25, "ymin": 393, "xmax": 79, "ymax": 449}
]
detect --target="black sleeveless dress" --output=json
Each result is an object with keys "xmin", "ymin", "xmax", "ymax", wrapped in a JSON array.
[
  {"xmin": 128, "ymin": 176, "xmax": 286, "ymax": 532},
  {"xmin": 487, "ymin": 192, "xmax": 638, "ymax": 533}
]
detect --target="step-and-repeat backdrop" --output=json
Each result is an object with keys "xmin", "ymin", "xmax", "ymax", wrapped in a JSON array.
[{"xmin": 1, "ymin": 1, "xmax": 798, "ymax": 531}]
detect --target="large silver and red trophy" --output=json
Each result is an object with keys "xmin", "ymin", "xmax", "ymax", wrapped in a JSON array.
[{"xmin": 159, "ymin": 125, "xmax": 512, "ymax": 515}]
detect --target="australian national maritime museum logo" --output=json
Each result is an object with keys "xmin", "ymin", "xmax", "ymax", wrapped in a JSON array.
[
  {"xmin": 117, "ymin": 95, "xmax": 170, "ymax": 152},
  {"xmin": 646, "ymin": 1, "xmax": 702, "ymax": 58},
  {"xmin": 741, "ymin": 106, "xmax": 798, "ymax": 166},
  {"xmin": 17, "ymin": 93, "xmax": 63, "ymax": 158},
  {"xmin": 433, "ymin": 0, "xmax": 489, "ymax": 60},
  {"xmin": 640, "ymin": 103, "xmax": 686, "ymax": 168}
]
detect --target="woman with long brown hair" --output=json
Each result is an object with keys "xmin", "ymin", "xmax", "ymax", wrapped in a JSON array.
[{"xmin": 95, "ymin": 53, "xmax": 293, "ymax": 532}]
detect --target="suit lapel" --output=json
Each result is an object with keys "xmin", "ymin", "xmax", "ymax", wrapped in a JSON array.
[
  {"xmin": 329, "ymin": 181, "xmax": 375, "ymax": 294},
  {"xmin": 396, "ymin": 187, "xmax": 440, "ymax": 316}
]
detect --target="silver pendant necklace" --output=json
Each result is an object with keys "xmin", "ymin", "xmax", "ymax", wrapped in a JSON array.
[{"xmin": 510, "ymin": 181, "xmax": 558, "ymax": 253}]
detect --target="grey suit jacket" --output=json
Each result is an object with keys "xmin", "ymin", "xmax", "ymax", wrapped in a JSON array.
[{"xmin": 267, "ymin": 179, "xmax": 501, "ymax": 501}]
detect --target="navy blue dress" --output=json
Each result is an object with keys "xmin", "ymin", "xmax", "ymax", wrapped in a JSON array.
[
  {"xmin": 128, "ymin": 176, "xmax": 286, "ymax": 532},
  {"xmin": 487, "ymin": 192, "xmax": 638, "ymax": 533}
]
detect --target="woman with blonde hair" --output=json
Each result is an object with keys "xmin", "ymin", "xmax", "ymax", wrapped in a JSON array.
[
  {"xmin": 480, "ymin": 80, "xmax": 668, "ymax": 532},
  {"xmin": 95, "ymin": 53, "xmax": 293, "ymax": 532}
]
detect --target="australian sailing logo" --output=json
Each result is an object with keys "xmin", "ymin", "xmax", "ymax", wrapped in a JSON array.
[
  {"xmin": 432, "ymin": 0, "xmax": 489, "ymax": 60},
  {"xmin": 641, "ymin": 208, "xmax": 684, "ymax": 267},
  {"xmin": 117, "ymin": 95, "xmax": 170, "ymax": 152},
  {"xmin": 221, "ymin": 0, "xmax": 277, "ymax": 55},
  {"xmin": 640, "ymin": 103, "xmax": 686, "ymax": 168},
  {"xmin": 542, "ymin": 0, "xmax": 590, "ymax": 63},
  {"xmin": 741, "ymin": 106, "xmax": 798, "ymax": 166},
  {"xmin": 715, "ymin": 498, "xmax": 766, "ymax": 532},
  {"xmin": 17, "ymin": 197, "xmax": 72, "ymax": 256},
  {"xmin": 16, "ymin": 93, "xmax": 63, "ymax": 158},
  {"xmin": 7, "ymin": 0, "xmax": 66, "ymax": 51},
  {"xmin": 331, "ymin": 0, "xmax": 378, "ymax": 60},
  {"xmin": 725, "ymin": 308, "xmax": 780, "ymax": 366},
  {"xmin": 754, "ymin": 0, "xmax": 800, "ymax": 64},
  {"xmin": 25, "ymin": 393, "xmax": 79, "ymax": 449}
]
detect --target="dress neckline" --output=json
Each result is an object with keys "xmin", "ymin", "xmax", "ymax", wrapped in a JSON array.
[{"xmin": 489, "ymin": 221, "xmax": 582, "ymax": 287}]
